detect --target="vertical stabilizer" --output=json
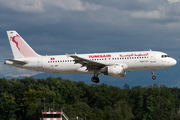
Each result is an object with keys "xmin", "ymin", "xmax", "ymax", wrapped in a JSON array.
[{"xmin": 7, "ymin": 31, "xmax": 39, "ymax": 59}]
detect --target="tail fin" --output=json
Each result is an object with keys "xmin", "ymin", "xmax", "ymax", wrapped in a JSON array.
[{"xmin": 7, "ymin": 31, "xmax": 39, "ymax": 59}]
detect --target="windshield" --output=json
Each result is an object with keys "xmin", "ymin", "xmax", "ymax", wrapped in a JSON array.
[{"xmin": 161, "ymin": 55, "xmax": 169, "ymax": 58}]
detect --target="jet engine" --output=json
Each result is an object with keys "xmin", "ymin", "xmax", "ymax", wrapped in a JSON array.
[{"xmin": 101, "ymin": 64, "xmax": 127, "ymax": 78}]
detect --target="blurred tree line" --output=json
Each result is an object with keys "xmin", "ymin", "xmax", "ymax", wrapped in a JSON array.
[{"xmin": 0, "ymin": 77, "xmax": 180, "ymax": 120}]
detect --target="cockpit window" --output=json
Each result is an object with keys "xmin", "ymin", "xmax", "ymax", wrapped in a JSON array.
[{"xmin": 161, "ymin": 55, "xmax": 169, "ymax": 58}]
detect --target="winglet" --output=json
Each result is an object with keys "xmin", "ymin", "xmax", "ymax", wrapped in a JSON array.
[{"xmin": 66, "ymin": 53, "xmax": 70, "ymax": 58}]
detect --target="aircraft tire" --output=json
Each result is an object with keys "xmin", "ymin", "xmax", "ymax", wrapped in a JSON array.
[
  {"xmin": 91, "ymin": 77, "xmax": 96, "ymax": 82},
  {"xmin": 91, "ymin": 77, "xmax": 99, "ymax": 83},
  {"xmin": 152, "ymin": 76, "xmax": 156, "ymax": 80},
  {"xmin": 95, "ymin": 78, "xmax": 100, "ymax": 83}
]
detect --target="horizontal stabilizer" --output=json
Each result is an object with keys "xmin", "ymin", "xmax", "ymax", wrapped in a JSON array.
[{"xmin": 5, "ymin": 59, "xmax": 27, "ymax": 65}]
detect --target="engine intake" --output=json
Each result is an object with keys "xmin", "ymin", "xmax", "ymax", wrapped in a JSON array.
[{"xmin": 101, "ymin": 64, "xmax": 127, "ymax": 78}]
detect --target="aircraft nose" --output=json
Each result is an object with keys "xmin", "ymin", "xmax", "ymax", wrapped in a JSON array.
[{"xmin": 171, "ymin": 58, "xmax": 177, "ymax": 66}]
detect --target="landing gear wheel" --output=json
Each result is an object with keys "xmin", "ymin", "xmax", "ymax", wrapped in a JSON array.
[
  {"xmin": 95, "ymin": 77, "xmax": 99, "ymax": 83},
  {"xmin": 91, "ymin": 76, "xmax": 100, "ymax": 83},
  {"xmin": 151, "ymin": 70, "xmax": 156, "ymax": 80},
  {"xmin": 91, "ymin": 76, "xmax": 96, "ymax": 82},
  {"xmin": 152, "ymin": 76, "xmax": 156, "ymax": 80},
  {"xmin": 92, "ymin": 71, "xmax": 100, "ymax": 83}
]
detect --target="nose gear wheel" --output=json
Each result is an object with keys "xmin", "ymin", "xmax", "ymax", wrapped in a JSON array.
[
  {"xmin": 151, "ymin": 70, "xmax": 156, "ymax": 80},
  {"xmin": 152, "ymin": 76, "xmax": 156, "ymax": 80}
]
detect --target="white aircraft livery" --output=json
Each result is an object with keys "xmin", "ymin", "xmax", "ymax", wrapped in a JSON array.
[{"xmin": 4, "ymin": 31, "xmax": 177, "ymax": 83}]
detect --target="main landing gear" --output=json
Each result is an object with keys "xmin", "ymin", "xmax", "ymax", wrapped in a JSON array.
[
  {"xmin": 91, "ymin": 73, "xmax": 100, "ymax": 83},
  {"xmin": 151, "ymin": 70, "xmax": 156, "ymax": 80}
]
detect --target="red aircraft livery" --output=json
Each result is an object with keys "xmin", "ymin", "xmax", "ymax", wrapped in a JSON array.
[
  {"xmin": 89, "ymin": 54, "xmax": 111, "ymax": 58},
  {"xmin": 50, "ymin": 57, "xmax": 55, "ymax": 60},
  {"xmin": 119, "ymin": 53, "xmax": 148, "ymax": 57},
  {"xmin": 10, "ymin": 34, "xmax": 21, "ymax": 51}
]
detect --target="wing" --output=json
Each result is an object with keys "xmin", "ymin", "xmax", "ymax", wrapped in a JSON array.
[{"xmin": 69, "ymin": 54, "xmax": 106, "ymax": 70}]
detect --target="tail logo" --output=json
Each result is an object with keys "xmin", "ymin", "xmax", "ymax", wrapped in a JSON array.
[
  {"xmin": 9, "ymin": 33, "xmax": 38, "ymax": 58},
  {"xmin": 10, "ymin": 34, "xmax": 21, "ymax": 51}
]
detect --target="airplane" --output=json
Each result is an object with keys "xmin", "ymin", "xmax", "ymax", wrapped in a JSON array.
[{"xmin": 4, "ymin": 31, "xmax": 177, "ymax": 83}]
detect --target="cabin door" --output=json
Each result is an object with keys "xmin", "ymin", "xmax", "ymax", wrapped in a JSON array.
[{"xmin": 150, "ymin": 52, "xmax": 156, "ymax": 63}]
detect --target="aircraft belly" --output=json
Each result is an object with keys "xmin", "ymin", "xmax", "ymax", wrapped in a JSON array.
[
  {"xmin": 127, "ymin": 61, "xmax": 163, "ymax": 71},
  {"xmin": 126, "ymin": 60, "xmax": 157, "ymax": 71}
]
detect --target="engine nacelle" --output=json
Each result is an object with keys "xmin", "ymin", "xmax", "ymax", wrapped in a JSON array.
[{"xmin": 101, "ymin": 64, "xmax": 127, "ymax": 78}]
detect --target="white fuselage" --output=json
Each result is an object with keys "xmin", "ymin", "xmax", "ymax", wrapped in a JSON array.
[
  {"xmin": 5, "ymin": 31, "xmax": 177, "ymax": 83},
  {"xmin": 5, "ymin": 51, "xmax": 177, "ymax": 75}
]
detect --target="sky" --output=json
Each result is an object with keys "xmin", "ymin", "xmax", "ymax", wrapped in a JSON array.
[{"xmin": 0, "ymin": 0, "xmax": 180, "ymax": 84}]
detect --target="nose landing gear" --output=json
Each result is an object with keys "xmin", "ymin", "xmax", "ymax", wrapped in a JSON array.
[{"xmin": 151, "ymin": 70, "xmax": 156, "ymax": 80}]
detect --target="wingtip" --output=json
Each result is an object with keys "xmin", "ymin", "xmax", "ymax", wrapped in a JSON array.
[{"xmin": 66, "ymin": 53, "xmax": 70, "ymax": 58}]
